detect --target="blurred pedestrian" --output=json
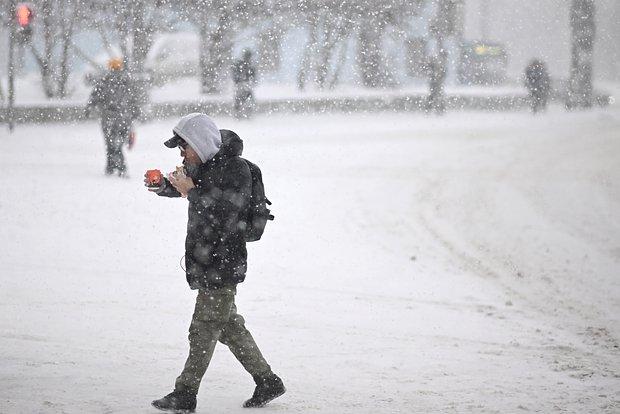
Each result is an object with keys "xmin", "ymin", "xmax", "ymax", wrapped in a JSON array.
[
  {"xmin": 425, "ymin": 56, "xmax": 447, "ymax": 115},
  {"xmin": 146, "ymin": 113, "xmax": 284, "ymax": 412},
  {"xmin": 85, "ymin": 58, "xmax": 141, "ymax": 177},
  {"xmin": 231, "ymin": 49, "xmax": 257, "ymax": 118},
  {"xmin": 524, "ymin": 59, "xmax": 551, "ymax": 114}
]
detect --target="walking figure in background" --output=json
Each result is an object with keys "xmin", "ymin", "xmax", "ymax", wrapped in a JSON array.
[
  {"xmin": 425, "ymin": 56, "xmax": 447, "ymax": 115},
  {"xmin": 85, "ymin": 58, "xmax": 141, "ymax": 177},
  {"xmin": 524, "ymin": 59, "xmax": 551, "ymax": 114},
  {"xmin": 232, "ymin": 49, "xmax": 257, "ymax": 119}
]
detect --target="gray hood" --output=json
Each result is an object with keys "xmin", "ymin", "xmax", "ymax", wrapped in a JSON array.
[{"xmin": 172, "ymin": 113, "xmax": 221, "ymax": 162}]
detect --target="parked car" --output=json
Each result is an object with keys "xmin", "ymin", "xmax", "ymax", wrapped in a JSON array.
[
  {"xmin": 458, "ymin": 41, "xmax": 507, "ymax": 85},
  {"xmin": 83, "ymin": 32, "xmax": 199, "ymax": 87},
  {"xmin": 145, "ymin": 32, "xmax": 199, "ymax": 86}
]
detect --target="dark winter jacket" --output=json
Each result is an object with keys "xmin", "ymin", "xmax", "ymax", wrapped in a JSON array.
[
  {"xmin": 157, "ymin": 130, "xmax": 251, "ymax": 290},
  {"xmin": 427, "ymin": 58, "xmax": 446, "ymax": 92},
  {"xmin": 87, "ymin": 70, "xmax": 141, "ymax": 131},
  {"xmin": 232, "ymin": 58, "xmax": 256, "ymax": 85},
  {"xmin": 524, "ymin": 61, "xmax": 551, "ymax": 97}
]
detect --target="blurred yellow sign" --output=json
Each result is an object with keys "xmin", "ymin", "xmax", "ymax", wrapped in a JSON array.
[{"xmin": 474, "ymin": 45, "xmax": 503, "ymax": 56}]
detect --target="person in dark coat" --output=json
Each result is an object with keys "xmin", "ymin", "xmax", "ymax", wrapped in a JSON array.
[
  {"xmin": 231, "ymin": 49, "xmax": 257, "ymax": 118},
  {"xmin": 147, "ymin": 113, "xmax": 285, "ymax": 413},
  {"xmin": 524, "ymin": 59, "xmax": 551, "ymax": 114},
  {"xmin": 425, "ymin": 56, "xmax": 447, "ymax": 115},
  {"xmin": 86, "ymin": 58, "xmax": 141, "ymax": 176}
]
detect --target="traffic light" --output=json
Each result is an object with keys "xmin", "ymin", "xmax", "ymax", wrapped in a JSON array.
[{"xmin": 15, "ymin": 3, "xmax": 34, "ymax": 44}]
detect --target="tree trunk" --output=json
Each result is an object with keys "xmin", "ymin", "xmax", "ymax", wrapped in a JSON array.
[
  {"xmin": 203, "ymin": 11, "xmax": 232, "ymax": 94},
  {"xmin": 567, "ymin": 0, "xmax": 595, "ymax": 109},
  {"xmin": 132, "ymin": 0, "xmax": 151, "ymax": 74},
  {"xmin": 316, "ymin": 14, "xmax": 338, "ymax": 89},
  {"xmin": 357, "ymin": 16, "xmax": 385, "ymax": 88},
  {"xmin": 427, "ymin": 0, "xmax": 457, "ymax": 102},
  {"xmin": 58, "ymin": 0, "xmax": 76, "ymax": 98},
  {"xmin": 258, "ymin": 26, "xmax": 282, "ymax": 74},
  {"xmin": 297, "ymin": 12, "xmax": 318, "ymax": 91},
  {"xmin": 115, "ymin": 2, "xmax": 131, "ymax": 70},
  {"xmin": 199, "ymin": 16, "xmax": 209, "ymax": 93},
  {"xmin": 40, "ymin": 0, "xmax": 55, "ymax": 98},
  {"xmin": 329, "ymin": 22, "xmax": 353, "ymax": 89}
]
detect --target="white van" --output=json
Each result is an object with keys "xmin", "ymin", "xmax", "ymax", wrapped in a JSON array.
[
  {"xmin": 145, "ymin": 32, "xmax": 200, "ymax": 85},
  {"xmin": 83, "ymin": 32, "xmax": 200, "ymax": 86}
]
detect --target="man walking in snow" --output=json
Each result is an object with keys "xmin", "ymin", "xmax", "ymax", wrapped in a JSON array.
[
  {"xmin": 524, "ymin": 59, "xmax": 551, "ymax": 114},
  {"xmin": 231, "ymin": 49, "xmax": 257, "ymax": 118},
  {"xmin": 146, "ymin": 113, "xmax": 285, "ymax": 412},
  {"xmin": 86, "ymin": 58, "xmax": 141, "ymax": 177},
  {"xmin": 425, "ymin": 56, "xmax": 447, "ymax": 115}
]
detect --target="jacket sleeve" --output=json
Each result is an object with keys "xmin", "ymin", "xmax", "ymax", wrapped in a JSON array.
[
  {"xmin": 154, "ymin": 178, "xmax": 182, "ymax": 198},
  {"xmin": 86, "ymin": 81, "xmax": 103, "ymax": 111},
  {"xmin": 128, "ymin": 79, "xmax": 142, "ymax": 121},
  {"xmin": 186, "ymin": 158, "xmax": 251, "ymax": 234}
]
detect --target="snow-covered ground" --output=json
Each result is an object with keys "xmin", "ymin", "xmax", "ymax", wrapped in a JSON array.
[{"xmin": 1, "ymin": 104, "xmax": 619, "ymax": 413}]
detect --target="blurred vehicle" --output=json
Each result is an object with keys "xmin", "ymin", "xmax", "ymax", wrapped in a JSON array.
[
  {"xmin": 145, "ymin": 32, "xmax": 199, "ymax": 86},
  {"xmin": 457, "ymin": 41, "xmax": 507, "ymax": 85},
  {"xmin": 83, "ymin": 32, "xmax": 199, "ymax": 87}
]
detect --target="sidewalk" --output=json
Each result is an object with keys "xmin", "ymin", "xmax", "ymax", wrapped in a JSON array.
[{"xmin": 0, "ymin": 78, "xmax": 612, "ymax": 124}]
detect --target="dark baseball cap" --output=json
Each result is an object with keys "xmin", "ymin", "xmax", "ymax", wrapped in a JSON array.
[{"xmin": 164, "ymin": 133, "xmax": 185, "ymax": 148}]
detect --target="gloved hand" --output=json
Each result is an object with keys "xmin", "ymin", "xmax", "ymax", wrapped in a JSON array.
[{"xmin": 168, "ymin": 169, "xmax": 195, "ymax": 198}]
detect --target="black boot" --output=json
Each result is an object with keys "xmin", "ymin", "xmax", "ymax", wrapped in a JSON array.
[
  {"xmin": 243, "ymin": 372, "xmax": 286, "ymax": 408},
  {"xmin": 152, "ymin": 390, "xmax": 197, "ymax": 413}
]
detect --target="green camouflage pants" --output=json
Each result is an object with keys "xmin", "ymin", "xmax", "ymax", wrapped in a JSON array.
[
  {"xmin": 101, "ymin": 118, "xmax": 129, "ymax": 175},
  {"xmin": 175, "ymin": 288, "xmax": 271, "ymax": 393}
]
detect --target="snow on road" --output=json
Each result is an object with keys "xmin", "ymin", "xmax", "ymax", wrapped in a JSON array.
[{"xmin": 1, "ymin": 106, "xmax": 619, "ymax": 413}]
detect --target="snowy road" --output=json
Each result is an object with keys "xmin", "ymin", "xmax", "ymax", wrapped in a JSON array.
[{"xmin": 1, "ymin": 106, "xmax": 619, "ymax": 413}]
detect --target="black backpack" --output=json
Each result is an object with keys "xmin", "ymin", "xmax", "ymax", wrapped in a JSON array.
[{"xmin": 243, "ymin": 159, "xmax": 274, "ymax": 242}]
